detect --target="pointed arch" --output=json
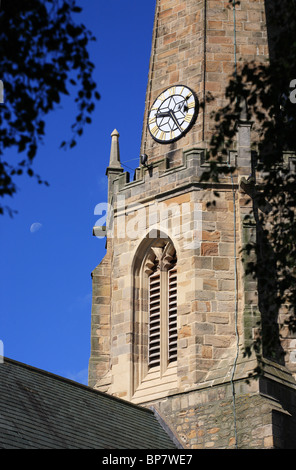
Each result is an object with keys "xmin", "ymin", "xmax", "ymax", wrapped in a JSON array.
[{"xmin": 132, "ymin": 231, "xmax": 178, "ymax": 394}]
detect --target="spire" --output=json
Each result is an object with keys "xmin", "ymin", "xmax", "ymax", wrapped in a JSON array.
[{"xmin": 107, "ymin": 129, "xmax": 122, "ymax": 171}]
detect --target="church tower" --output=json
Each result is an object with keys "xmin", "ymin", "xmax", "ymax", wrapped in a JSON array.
[{"xmin": 89, "ymin": 0, "xmax": 296, "ymax": 449}]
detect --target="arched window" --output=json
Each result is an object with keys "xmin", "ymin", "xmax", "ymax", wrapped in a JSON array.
[{"xmin": 133, "ymin": 238, "xmax": 177, "ymax": 393}]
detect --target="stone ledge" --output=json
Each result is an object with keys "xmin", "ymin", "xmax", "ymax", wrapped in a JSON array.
[{"xmin": 132, "ymin": 354, "xmax": 296, "ymax": 406}]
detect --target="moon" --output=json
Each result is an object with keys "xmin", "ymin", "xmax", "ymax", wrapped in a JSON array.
[{"xmin": 30, "ymin": 222, "xmax": 42, "ymax": 233}]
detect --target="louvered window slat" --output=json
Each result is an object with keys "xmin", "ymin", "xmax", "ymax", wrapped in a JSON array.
[
  {"xmin": 148, "ymin": 272, "xmax": 161, "ymax": 367},
  {"xmin": 168, "ymin": 268, "xmax": 178, "ymax": 363},
  {"xmin": 147, "ymin": 251, "xmax": 177, "ymax": 370}
]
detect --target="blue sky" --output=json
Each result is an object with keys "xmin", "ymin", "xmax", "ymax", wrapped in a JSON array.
[{"xmin": 0, "ymin": 1, "xmax": 156, "ymax": 384}]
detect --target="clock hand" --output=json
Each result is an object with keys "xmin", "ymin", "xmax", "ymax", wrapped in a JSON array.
[
  {"xmin": 156, "ymin": 110, "xmax": 171, "ymax": 118},
  {"xmin": 156, "ymin": 109, "xmax": 183, "ymax": 132},
  {"xmin": 169, "ymin": 110, "xmax": 183, "ymax": 132}
]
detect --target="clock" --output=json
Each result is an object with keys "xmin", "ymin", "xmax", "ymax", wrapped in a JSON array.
[{"xmin": 148, "ymin": 85, "xmax": 198, "ymax": 144}]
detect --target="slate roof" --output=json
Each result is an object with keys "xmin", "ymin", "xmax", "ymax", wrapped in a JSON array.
[{"xmin": 0, "ymin": 357, "xmax": 179, "ymax": 449}]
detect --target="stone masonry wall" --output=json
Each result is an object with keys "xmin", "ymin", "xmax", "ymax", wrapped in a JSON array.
[
  {"xmin": 88, "ymin": 247, "xmax": 112, "ymax": 390},
  {"xmin": 90, "ymin": 149, "xmax": 256, "ymax": 402},
  {"xmin": 150, "ymin": 377, "xmax": 296, "ymax": 449},
  {"xmin": 140, "ymin": 0, "xmax": 268, "ymax": 165}
]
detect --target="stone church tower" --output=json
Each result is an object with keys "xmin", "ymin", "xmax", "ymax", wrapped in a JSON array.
[{"xmin": 89, "ymin": 0, "xmax": 296, "ymax": 448}]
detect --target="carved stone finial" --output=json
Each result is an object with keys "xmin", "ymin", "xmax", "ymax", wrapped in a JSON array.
[{"xmin": 108, "ymin": 129, "xmax": 122, "ymax": 170}]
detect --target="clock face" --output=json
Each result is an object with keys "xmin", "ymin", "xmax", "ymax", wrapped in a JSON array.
[{"xmin": 148, "ymin": 85, "xmax": 198, "ymax": 144}]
